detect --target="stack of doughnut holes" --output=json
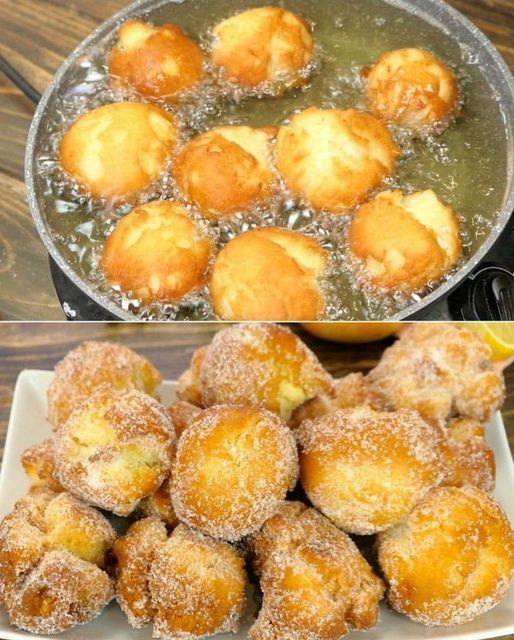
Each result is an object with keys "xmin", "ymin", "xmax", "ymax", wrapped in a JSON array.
[
  {"xmin": 58, "ymin": 5, "xmax": 464, "ymax": 320},
  {"xmin": 1, "ymin": 322, "xmax": 513, "ymax": 639}
]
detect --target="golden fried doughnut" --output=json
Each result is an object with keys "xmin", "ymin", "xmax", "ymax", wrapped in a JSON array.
[
  {"xmin": 47, "ymin": 340, "xmax": 162, "ymax": 429},
  {"xmin": 54, "ymin": 386, "xmax": 174, "ymax": 516},
  {"xmin": 176, "ymin": 345, "xmax": 207, "ymax": 406},
  {"xmin": 149, "ymin": 524, "xmax": 247, "ymax": 638},
  {"xmin": 276, "ymin": 107, "xmax": 399, "ymax": 213},
  {"xmin": 366, "ymin": 323, "xmax": 506, "ymax": 422},
  {"xmin": 290, "ymin": 373, "xmax": 369, "ymax": 429},
  {"xmin": 136, "ymin": 478, "xmax": 178, "ymax": 528},
  {"xmin": 167, "ymin": 399, "xmax": 202, "ymax": 438},
  {"xmin": 173, "ymin": 126, "xmax": 277, "ymax": 218},
  {"xmin": 348, "ymin": 189, "xmax": 461, "ymax": 291},
  {"xmin": 377, "ymin": 486, "xmax": 514, "ymax": 625},
  {"xmin": 101, "ymin": 200, "xmax": 212, "ymax": 303},
  {"xmin": 211, "ymin": 7, "xmax": 314, "ymax": 93},
  {"xmin": 0, "ymin": 490, "xmax": 115, "ymax": 633},
  {"xmin": 199, "ymin": 323, "xmax": 333, "ymax": 421},
  {"xmin": 365, "ymin": 48, "xmax": 459, "ymax": 132},
  {"xmin": 297, "ymin": 406, "xmax": 447, "ymax": 534},
  {"xmin": 248, "ymin": 502, "xmax": 384, "ymax": 640},
  {"xmin": 114, "ymin": 516, "xmax": 168, "ymax": 628},
  {"xmin": 171, "ymin": 405, "xmax": 299, "ymax": 540},
  {"xmin": 21, "ymin": 439, "xmax": 64, "ymax": 493},
  {"xmin": 442, "ymin": 417, "xmax": 495, "ymax": 493},
  {"xmin": 60, "ymin": 102, "xmax": 178, "ymax": 201},
  {"xmin": 210, "ymin": 227, "xmax": 329, "ymax": 321},
  {"xmin": 109, "ymin": 20, "xmax": 205, "ymax": 103},
  {"xmin": 8, "ymin": 550, "xmax": 113, "ymax": 635}
]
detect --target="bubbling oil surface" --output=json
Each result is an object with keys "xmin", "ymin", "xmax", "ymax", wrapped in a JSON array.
[{"xmin": 34, "ymin": 0, "xmax": 508, "ymax": 320}]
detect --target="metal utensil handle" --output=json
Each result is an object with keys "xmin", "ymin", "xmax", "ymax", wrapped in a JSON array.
[{"xmin": 0, "ymin": 54, "xmax": 41, "ymax": 105}]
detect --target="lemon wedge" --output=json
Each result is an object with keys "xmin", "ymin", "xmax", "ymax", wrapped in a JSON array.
[{"xmin": 463, "ymin": 322, "xmax": 514, "ymax": 361}]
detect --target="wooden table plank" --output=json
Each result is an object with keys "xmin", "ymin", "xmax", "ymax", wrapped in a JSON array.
[{"xmin": 0, "ymin": 0, "xmax": 513, "ymax": 319}]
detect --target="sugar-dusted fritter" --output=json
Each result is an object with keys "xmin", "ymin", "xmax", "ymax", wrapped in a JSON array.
[
  {"xmin": 176, "ymin": 345, "xmax": 207, "ymax": 407},
  {"xmin": 47, "ymin": 340, "xmax": 162, "ymax": 429},
  {"xmin": 248, "ymin": 502, "xmax": 384, "ymax": 640},
  {"xmin": 198, "ymin": 323, "xmax": 334, "ymax": 421},
  {"xmin": 149, "ymin": 524, "xmax": 247, "ymax": 638},
  {"xmin": 173, "ymin": 126, "xmax": 277, "ymax": 218},
  {"xmin": 276, "ymin": 107, "xmax": 399, "ymax": 213},
  {"xmin": 290, "ymin": 372, "xmax": 369, "ymax": 429},
  {"xmin": 59, "ymin": 102, "xmax": 178, "ymax": 201},
  {"xmin": 21, "ymin": 438, "xmax": 63, "ymax": 493},
  {"xmin": 297, "ymin": 406, "xmax": 448, "ymax": 534},
  {"xmin": 54, "ymin": 386, "xmax": 175, "ymax": 516},
  {"xmin": 167, "ymin": 399, "xmax": 202, "ymax": 439},
  {"xmin": 365, "ymin": 48, "xmax": 459, "ymax": 133},
  {"xmin": 171, "ymin": 405, "xmax": 299, "ymax": 541},
  {"xmin": 442, "ymin": 416, "xmax": 495, "ymax": 493},
  {"xmin": 0, "ymin": 490, "xmax": 115, "ymax": 634},
  {"xmin": 377, "ymin": 485, "xmax": 514, "ymax": 625},
  {"xmin": 109, "ymin": 20, "xmax": 205, "ymax": 103},
  {"xmin": 101, "ymin": 200, "xmax": 212, "ymax": 304},
  {"xmin": 366, "ymin": 323, "xmax": 506, "ymax": 423},
  {"xmin": 211, "ymin": 7, "xmax": 314, "ymax": 93},
  {"xmin": 349, "ymin": 189, "xmax": 461, "ymax": 292},
  {"xmin": 136, "ymin": 478, "xmax": 178, "ymax": 528},
  {"xmin": 210, "ymin": 227, "xmax": 329, "ymax": 321}
]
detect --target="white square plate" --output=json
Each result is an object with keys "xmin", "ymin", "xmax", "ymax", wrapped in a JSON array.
[{"xmin": 1, "ymin": 370, "xmax": 514, "ymax": 640}]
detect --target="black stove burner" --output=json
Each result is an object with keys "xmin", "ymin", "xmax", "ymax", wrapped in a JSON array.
[{"xmin": 50, "ymin": 217, "xmax": 514, "ymax": 322}]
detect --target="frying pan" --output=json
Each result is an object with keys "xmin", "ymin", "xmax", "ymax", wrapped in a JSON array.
[{"xmin": 24, "ymin": 0, "xmax": 514, "ymax": 321}]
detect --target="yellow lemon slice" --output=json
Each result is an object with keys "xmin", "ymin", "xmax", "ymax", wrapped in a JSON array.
[
  {"xmin": 463, "ymin": 322, "xmax": 514, "ymax": 361},
  {"xmin": 301, "ymin": 322, "xmax": 401, "ymax": 344}
]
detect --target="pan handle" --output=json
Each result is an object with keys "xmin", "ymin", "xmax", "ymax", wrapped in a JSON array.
[{"xmin": 0, "ymin": 54, "xmax": 41, "ymax": 106}]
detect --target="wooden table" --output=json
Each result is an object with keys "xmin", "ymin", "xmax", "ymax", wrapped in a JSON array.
[
  {"xmin": 0, "ymin": 0, "xmax": 513, "ymax": 319},
  {"xmin": 0, "ymin": 323, "xmax": 513, "ymax": 638}
]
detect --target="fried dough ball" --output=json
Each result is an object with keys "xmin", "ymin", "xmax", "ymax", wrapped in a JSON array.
[
  {"xmin": 0, "ymin": 490, "xmax": 115, "ymax": 633},
  {"xmin": 109, "ymin": 20, "xmax": 205, "ymax": 103},
  {"xmin": 376, "ymin": 486, "xmax": 514, "ymax": 625},
  {"xmin": 442, "ymin": 417, "xmax": 495, "ymax": 493},
  {"xmin": 210, "ymin": 227, "xmax": 329, "ymax": 321},
  {"xmin": 366, "ymin": 323, "xmax": 506, "ymax": 423},
  {"xmin": 349, "ymin": 189, "xmax": 461, "ymax": 291},
  {"xmin": 365, "ymin": 48, "xmax": 459, "ymax": 133},
  {"xmin": 297, "ymin": 406, "xmax": 448, "ymax": 534},
  {"xmin": 173, "ymin": 126, "xmax": 277, "ymax": 218},
  {"xmin": 199, "ymin": 323, "xmax": 334, "ymax": 421},
  {"xmin": 47, "ymin": 340, "xmax": 162, "ymax": 429},
  {"xmin": 149, "ymin": 524, "xmax": 247, "ymax": 638},
  {"xmin": 276, "ymin": 107, "xmax": 399, "ymax": 213},
  {"xmin": 114, "ymin": 516, "xmax": 168, "ymax": 628},
  {"xmin": 60, "ymin": 102, "xmax": 178, "ymax": 201},
  {"xmin": 211, "ymin": 7, "xmax": 314, "ymax": 93},
  {"xmin": 136, "ymin": 478, "xmax": 178, "ymax": 528},
  {"xmin": 167, "ymin": 400, "xmax": 202, "ymax": 438},
  {"xmin": 176, "ymin": 345, "xmax": 207, "ymax": 406},
  {"xmin": 101, "ymin": 200, "xmax": 212, "ymax": 303},
  {"xmin": 21, "ymin": 439, "xmax": 63, "ymax": 493},
  {"xmin": 171, "ymin": 405, "xmax": 299, "ymax": 540},
  {"xmin": 54, "ymin": 386, "xmax": 175, "ymax": 516},
  {"xmin": 290, "ymin": 372, "xmax": 369, "ymax": 429},
  {"xmin": 8, "ymin": 550, "xmax": 113, "ymax": 635},
  {"xmin": 248, "ymin": 502, "xmax": 384, "ymax": 640}
]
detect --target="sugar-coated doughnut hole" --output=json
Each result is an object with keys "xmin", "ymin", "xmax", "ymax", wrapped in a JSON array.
[
  {"xmin": 109, "ymin": 20, "xmax": 205, "ymax": 103},
  {"xmin": 210, "ymin": 227, "xmax": 329, "ymax": 321},
  {"xmin": 101, "ymin": 200, "xmax": 213, "ymax": 303}
]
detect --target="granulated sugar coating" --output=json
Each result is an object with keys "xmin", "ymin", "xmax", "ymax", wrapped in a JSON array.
[
  {"xmin": 0, "ymin": 491, "xmax": 115, "ymax": 634},
  {"xmin": 21, "ymin": 438, "xmax": 64, "ymax": 493},
  {"xmin": 247, "ymin": 501, "xmax": 384, "ymax": 640},
  {"xmin": 199, "ymin": 323, "xmax": 333, "ymax": 421},
  {"xmin": 171, "ymin": 405, "xmax": 299, "ymax": 541},
  {"xmin": 366, "ymin": 323, "xmax": 506, "ymax": 423},
  {"xmin": 54, "ymin": 386, "xmax": 175, "ymax": 516},
  {"xmin": 47, "ymin": 340, "xmax": 162, "ymax": 428},
  {"xmin": 297, "ymin": 405, "xmax": 448, "ymax": 534},
  {"xmin": 148, "ymin": 524, "xmax": 247, "ymax": 639},
  {"xmin": 377, "ymin": 485, "xmax": 514, "ymax": 626}
]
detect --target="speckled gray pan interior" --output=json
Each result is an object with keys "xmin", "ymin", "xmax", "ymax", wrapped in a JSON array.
[{"xmin": 25, "ymin": 0, "xmax": 514, "ymax": 321}]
